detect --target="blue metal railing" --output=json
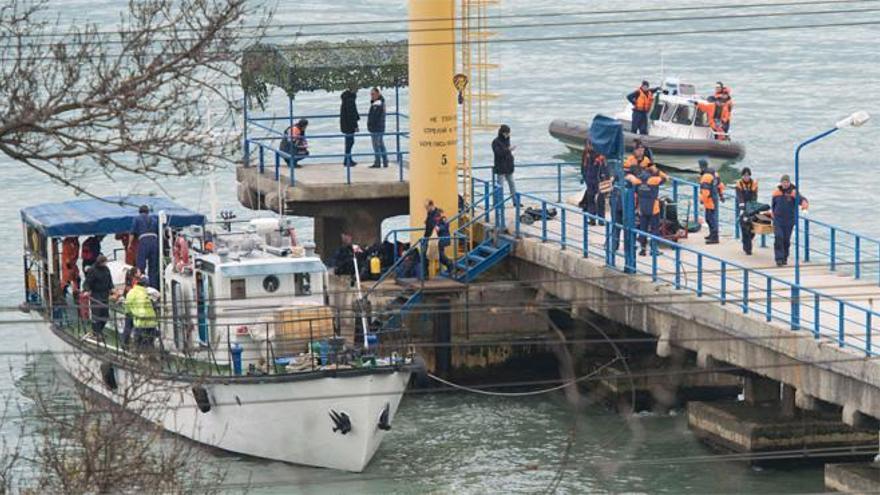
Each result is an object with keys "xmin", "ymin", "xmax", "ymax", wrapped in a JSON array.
[
  {"xmin": 242, "ymin": 99, "xmax": 410, "ymax": 185},
  {"xmin": 464, "ymin": 174, "xmax": 880, "ymax": 356},
  {"xmin": 473, "ymin": 161, "xmax": 878, "ymax": 286}
]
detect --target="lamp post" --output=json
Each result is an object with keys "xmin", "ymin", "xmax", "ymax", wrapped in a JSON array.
[{"xmin": 792, "ymin": 111, "xmax": 871, "ymax": 329}]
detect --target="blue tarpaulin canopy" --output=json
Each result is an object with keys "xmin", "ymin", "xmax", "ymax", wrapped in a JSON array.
[
  {"xmin": 21, "ymin": 196, "xmax": 205, "ymax": 238},
  {"xmin": 589, "ymin": 114, "xmax": 625, "ymax": 161}
]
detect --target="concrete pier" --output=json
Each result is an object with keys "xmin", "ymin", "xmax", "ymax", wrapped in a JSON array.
[
  {"xmin": 237, "ymin": 165, "xmax": 408, "ymax": 259},
  {"xmin": 826, "ymin": 462, "xmax": 880, "ymax": 493},
  {"xmin": 509, "ymin": 231, "xmax": 880, "ymax": 424},
  {"xmin": 594, "ymin": 363, "xmax": 741, "ymax": 412},
  {"xmin": 688, "ymin": 401, "xmax": 876, "ymax": 460}
]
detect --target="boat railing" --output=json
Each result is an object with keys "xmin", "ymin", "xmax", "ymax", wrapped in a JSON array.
[{"xmin": 50, "ymin": 297, "xmax": 411, "ymax": 378}]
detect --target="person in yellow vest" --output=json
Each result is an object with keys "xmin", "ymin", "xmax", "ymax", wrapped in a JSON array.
[{"xmin": 124, "ymin": 275, "xmax": 158, "ymax": 352}]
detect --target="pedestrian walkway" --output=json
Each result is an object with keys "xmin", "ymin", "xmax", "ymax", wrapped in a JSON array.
[{"xmin": 465, "ymin": 165, "xmax": 880, "ymax": 357}]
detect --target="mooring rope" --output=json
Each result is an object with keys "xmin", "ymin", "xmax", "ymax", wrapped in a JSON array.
[{"xmin": 425, "ymin": 357, "xmax": 620, "ymax": 397}]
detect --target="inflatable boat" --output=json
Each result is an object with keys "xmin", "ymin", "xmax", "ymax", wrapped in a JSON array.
[{"xmin": 549, "ymin": 78, "xmax": 746, "ymax": 171}]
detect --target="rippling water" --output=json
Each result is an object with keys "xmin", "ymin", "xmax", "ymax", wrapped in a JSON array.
[{"xmin": 2, "ymin": 0, "xmax": 878, "ymax": 492}]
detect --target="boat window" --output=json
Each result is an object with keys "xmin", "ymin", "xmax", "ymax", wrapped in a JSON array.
[
  {"xmin": 171, "ymin": 281, "xmax": 188, "ymax": 350},
  {"xmin": 230, "ymin": 278, "xmax": 247, "ymax": 300},
  {"xmin": 295, "ymin": 273, "xmax": 312, "ymax": 296},
  {"xmin": 650, "ymin": 102, "xmax": 665, "ymax": 121},
  {"xmin": 679, "ymin": 83, "xmax": 696, "ymax": 96},
  {"xmin": 693, "ymin": 109, "xmax": 709, "ymax": 127},
  {"xmin": 671, "ymin": 105, "xmax": 695, "ymax": 125},
  {"xmin": 659, "ymin": 103, "xmax": 677, "ymax": 122}
]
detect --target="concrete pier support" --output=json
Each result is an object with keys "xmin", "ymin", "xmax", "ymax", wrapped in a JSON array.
[
  {"xmin": 688, "ymin": 401, "xmax": 876, "ymax": 460},
  {"xmin": 825, "ymin": 463, "xmax": 880, "ymax": 493},
  {"xmin": 743, "ymin": 375, "xmax": 780, "ymax": 405}
]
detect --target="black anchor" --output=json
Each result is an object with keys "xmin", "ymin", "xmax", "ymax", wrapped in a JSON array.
[{"xmin": 329, "ymin": 409, "xmax": 352, "ymax": 435}]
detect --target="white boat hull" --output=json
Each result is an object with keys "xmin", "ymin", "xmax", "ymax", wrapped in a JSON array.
[{"xmin": 37, "ymin": 321, "xmax": 410, "ymax": 472}]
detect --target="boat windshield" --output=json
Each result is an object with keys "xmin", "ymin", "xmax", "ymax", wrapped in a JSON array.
[{"xmin": 658, "ymin": 101, "xmax": 710, "ymax": 127}]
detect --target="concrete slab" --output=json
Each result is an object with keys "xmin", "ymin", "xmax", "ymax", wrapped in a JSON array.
[
  {"xmin": 826, "ymin": 462, "xmax": 880, "ymax": 493},
  {"xmin": 688, "ymin": 401, "xmax": 876, "ymax": 458},
  {"xmin": 594, "ymin": 365, "xmax": 741, "ymax": 412},
  {"xmin": 237, "ymin": 164, "xmax": 409, "ymax": 204}
]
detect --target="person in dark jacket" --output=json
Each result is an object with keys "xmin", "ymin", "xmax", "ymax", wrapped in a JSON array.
[
  {"xmin": 81, "ymin": 235, "xmax": 103, "ymax": 269},
  {"xmin": 772, "ymin": 174, "xmax": 808, "ymax": 266},
  {"xmin": 580, "ymin": 139, "xmax": 609, "ymax": 224},
  {"xmin": 433, "ymin": 209, "xmax": 453, "ymax": 273},
  {"xmin": 735, "ymin": 167, "xmax": 759, "ymax": 255},
  {"xmin": 131, "ymin": 205, "xmax": 159, "ymax": 289},
  {"xmin": 423, "ymin": 199, "xmax": 437, "ymax": 238},
  {"xmin": 83, "ymin": 255, "xmax": 113, "ymax": 341},
  {"xmin": 367, "ymin": 87, "xmax": 388, "ymax": 168},
  {"xmin": 340, "ymin": 86, "xmax": 360, "ymax": 167},
  {"xmin": 492, "ymin": 124, "xmax": 518, "ymax": 206}
]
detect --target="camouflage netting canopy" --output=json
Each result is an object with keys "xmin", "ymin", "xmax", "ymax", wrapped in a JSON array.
[{"xmin": 240, "ymin": 40, "xmax": 409, "ymax": 108}]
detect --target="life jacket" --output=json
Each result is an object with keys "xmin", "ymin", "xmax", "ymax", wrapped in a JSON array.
[
  {"xmin": 61, "ymin": 237, "xmax": 80, "ymax": 292},
  {"xmin": 623, "ymin": 154, "xmax": 652, "ymax": 171},
  {"xmin": 583, "ymin": 151, "xmax": 608, "ymax": 185},
  {"xmin": 173, "ymin": 235, "xmax": 190, "ymax": 272},
  {"xmin": 700, "ymin": 170, "xmax": 725, "ymax": 210},
  {"xmin": 735, "ymin": 178, "xmax": 758, "ymax": 204},
  {"xmin": 125, "ymin": 284, "xmax": 157, "ymax": 329},
  {"xmin": 719, "ymin": 100, "xmax": 732, "ymax": 124},
  {"xmin": 696, "ymin": 102, "xmax": 728, "ymax": 138},
  {"xmin": 633, "ymin": 87, "xmax": 654, "ymax": 112},
  {"xmin": 635, "ymin": 169, "xmax": 668, "ymax": 215},
  {"xmin": 771, "ymin": 186, "xmax": 805, "ymax": 226}
]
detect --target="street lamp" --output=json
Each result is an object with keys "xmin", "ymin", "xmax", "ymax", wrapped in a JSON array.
[{"xmin": 792, "ymin": 111, "xmax": 871, "ymax": 329}]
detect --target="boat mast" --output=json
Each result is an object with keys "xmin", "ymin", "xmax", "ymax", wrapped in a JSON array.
[{"xmin": 351, "ymin": 253, "xmax": 371, "ymax": 350}]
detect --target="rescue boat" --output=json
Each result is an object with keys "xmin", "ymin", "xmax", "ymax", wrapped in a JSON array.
[
  {"xmin": 20, "ymin": 197, "xmax": 412, "ymax": 472},
  {"xmin": 549, "ymin": 78, "xmax": 746, "ymax": 171}
]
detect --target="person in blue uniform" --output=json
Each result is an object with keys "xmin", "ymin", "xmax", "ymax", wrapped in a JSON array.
[
  {"xmin": 771, "ymin": 174, "xmax": 807, "ymax": 267},
  {"xmin": 628, "ymin": 165, "xmax": 668, "ymax": 256},
  {"xmin": 580, "ymin": 139, "xmax": 609, "ymax": 224},
  {"xmin": 131, "ymin": 205, "xmax": 160, "ymax": 288}
]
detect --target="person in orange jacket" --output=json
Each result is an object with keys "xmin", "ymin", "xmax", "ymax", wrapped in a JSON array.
[
  {"xmin": 628, "ymin": 165, "xmax": 668, "ymax": 256},
  {"xmin": 626, "ymin": 80, "xmax": 655, "ymax": 135},
  {"xmin": 696, "ymin": 98, "xmax": 731, "ymax": 140},
  {"xmin": 624, "ymin": 143, "xmax": 653, "ymax": 171},
  {"xmin": 699, "ymin": 159, "xmax": 725, "ymax": 244}
]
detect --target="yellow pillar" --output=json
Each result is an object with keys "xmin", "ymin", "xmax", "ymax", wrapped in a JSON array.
[{"xmin": 408, "ymin": 0, "xmax": 458, "ymax": 244}]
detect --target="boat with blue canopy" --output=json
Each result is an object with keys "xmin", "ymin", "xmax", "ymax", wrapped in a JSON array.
[{"xmin": 20, "ymin": 196, "xmax": 412, "ymax": 472}]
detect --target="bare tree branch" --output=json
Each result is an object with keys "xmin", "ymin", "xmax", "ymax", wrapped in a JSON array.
[{"xmin": 0, "ymin": 0, "xmax": 271, "ymax": 196}]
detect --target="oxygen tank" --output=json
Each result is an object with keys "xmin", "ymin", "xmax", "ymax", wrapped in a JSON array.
[{"xmin": 369, "ymin": 256, "xmax": 381, "ymax": 277}]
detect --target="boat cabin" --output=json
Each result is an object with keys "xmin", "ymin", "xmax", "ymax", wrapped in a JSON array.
[
  {"xmin": 20, "ymin": 197, "xmax": 340, "ymax": 374},
  {"xmin": 616, "ymin": 78, "xmax": 722, "ymax": 141}
]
